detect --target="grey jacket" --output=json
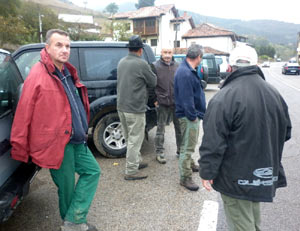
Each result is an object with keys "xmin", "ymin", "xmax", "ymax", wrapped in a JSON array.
[
  {"xmin": 153, "ymin": 58, "xmax": 179, "ymax": 106},
  {"xmin": 117, "ymin": 53, "xmax": 157, "ymax": 113}
]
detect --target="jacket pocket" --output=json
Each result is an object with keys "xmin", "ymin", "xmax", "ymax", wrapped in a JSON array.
[{"xmin": 29, "ymin": 130, "xmax": 57, "ymax": 153}]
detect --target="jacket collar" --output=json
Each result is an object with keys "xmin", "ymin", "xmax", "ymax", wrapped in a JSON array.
[
  {"xmin": 159, "ymin": 58, "xmax": 175, "ymax": 66},
  {"xmin": 221, "ymin": 65, "xmax": 265, "ymax": 88},
  {"xmin": 40, "ymin": 48, "xmax": 80, "ymax": 84}
]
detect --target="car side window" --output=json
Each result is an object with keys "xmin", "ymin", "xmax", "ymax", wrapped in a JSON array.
[
  {"xmin": 15, "ymin": 48, "xmax": 78, "ymax": 81},
  {"xmin": 15, "ymin": 51, "xmax": 40, "ymax": 80},
  {"xmin": 79, "ymin": 48, "xmax": 129, "ymax": 81},
  {"xmin": 0, "ymin": 53, "xmax": 23, "ymax": 117}
]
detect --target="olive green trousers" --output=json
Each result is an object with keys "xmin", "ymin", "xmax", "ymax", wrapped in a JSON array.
[
  {"xmin": 221, "ymin": 193, "xmax": 261, "ymax": 231},
  {"xmin": 50, "ymin": 143, "xmax": 101, "ymax": 224},
  {"xmin": 178, "ymin": 117, "xmax": 200, "ymax": 180}
]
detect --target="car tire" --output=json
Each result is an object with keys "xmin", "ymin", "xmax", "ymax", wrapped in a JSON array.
[{"xmin": 93, "ymin": 113, "xmax": 126, "ymax": 158}]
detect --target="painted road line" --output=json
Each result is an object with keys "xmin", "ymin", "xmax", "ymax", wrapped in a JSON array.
[
  {"xmin": 198, "ymin": 200, "xmax": 219, "ymax": 231},
  {"xmin": 267, "ymin": 68, "xmax": 300, "ymax": 92}
]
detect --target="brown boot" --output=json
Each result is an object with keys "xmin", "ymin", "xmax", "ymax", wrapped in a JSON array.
[
  {"xmin": 124, "ymin": 171, "xmax": 148, "ymax": 180},
  {"xmin": 180, "ymin": 178, "xmax": 199, "ymax": 191}
]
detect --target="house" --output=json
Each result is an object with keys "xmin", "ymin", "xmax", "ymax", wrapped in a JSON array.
[
  {"xmin": 182, "ymin": 23, "xmax": 246, "ymax": 54},
  {"xmin": 58, "ymin": 14, "xmax": 101, "ymax": 34},
  {"xmin": 110, "ymin": 4, "xmax": 195, "ymax": 54}
]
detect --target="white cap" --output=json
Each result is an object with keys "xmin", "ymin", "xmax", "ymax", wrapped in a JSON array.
[{"xmin": 229, "ymin": 44, "xmax": 258, "ymax": 67}]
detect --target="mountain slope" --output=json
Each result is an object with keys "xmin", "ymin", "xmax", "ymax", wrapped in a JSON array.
[{"xmin": 181, "ymin": 11, "xmax": 300, "ymax": 45}]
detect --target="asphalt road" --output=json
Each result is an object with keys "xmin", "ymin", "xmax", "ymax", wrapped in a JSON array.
[{"xmin": 1, "ymin": 63, "xmax": 300, "ymax": 231}]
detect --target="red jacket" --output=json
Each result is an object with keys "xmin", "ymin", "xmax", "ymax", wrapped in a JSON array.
[{"xmin": 10, "ymin": 48, "xmax": 90, "ymax": 169}]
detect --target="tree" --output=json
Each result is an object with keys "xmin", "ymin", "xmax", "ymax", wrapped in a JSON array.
[
  {"xmin": 105, "ymin": 3, "xmax": 119, "ymax": 15},
  {"xmin": 105, "ymin": 20, "xmax": 132, "ymax": 41},
  {"xmin": 0, "ymin": 15, "xmax": 29, "ymax": 46},
  {"xmin": 18, "ymin": 2, "xmax": 60, "ymax": 43},
  {"xmin": 0, "ymin": 0, "xmax": 20, "ymax": 17},
  {"xmin": 135, "ymin": 0, "xmax": 155, "ymax": 9}
]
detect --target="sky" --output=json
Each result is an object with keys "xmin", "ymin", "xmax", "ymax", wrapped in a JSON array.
[{"xmin": 70, "ymin": 0, "xmax": 300, "ymax": 24}]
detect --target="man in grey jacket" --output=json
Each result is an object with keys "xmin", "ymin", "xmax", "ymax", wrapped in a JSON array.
[{"xmin": 117, "ymin": 35, "xmax": 157, "ymax": 180}]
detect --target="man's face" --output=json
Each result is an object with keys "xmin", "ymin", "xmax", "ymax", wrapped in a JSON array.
[
  {"xmin": 45, "ymin": 33, "xmax": 70, "ymax": 66},
  {"xmin": 161, "ymin": 49, "xmax": 173, "ymax": 63}
]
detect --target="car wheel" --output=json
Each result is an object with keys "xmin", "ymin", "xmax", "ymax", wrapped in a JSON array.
[{"xmin": 93, "ymin": 113, "xmax": 126, "ymax": 158}]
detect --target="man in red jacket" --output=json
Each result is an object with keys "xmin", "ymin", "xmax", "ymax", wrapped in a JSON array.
[{"xmin": 10, "ymin": 29, "xmax": 100, "ymax": 231}]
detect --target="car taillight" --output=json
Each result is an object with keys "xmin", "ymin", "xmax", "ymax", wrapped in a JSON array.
[
  {"xmin": 285, "ymin": 67, "xmax": 288, "ymax": 70},
  {"xmin": 201, "ymin": 67, "xmax": 204, "ymax": 73},
  {"xmin": 226, "ymin": 65, "xmax": 232, "ymax": 72},
  {"xmin": 10, "ymin": 195, "xmax": 19, "ymax": 208}
]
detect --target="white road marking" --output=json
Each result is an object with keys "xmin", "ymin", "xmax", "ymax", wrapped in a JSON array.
[
  {"xmin": 198, "ymin": 200, "xmax": 219, "ymax": 231},
  {"xmin": 265, "ymin": 68, "xmax": 300, "ymax": 92}
]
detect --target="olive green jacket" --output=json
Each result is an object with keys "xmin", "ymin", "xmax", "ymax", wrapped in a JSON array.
[{"xmin": 117, "ymin": 53, "xmax": 157, "ymax": 113}]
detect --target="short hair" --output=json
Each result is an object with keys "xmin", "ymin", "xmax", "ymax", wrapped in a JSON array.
[
  {"xmin": 45, "ymin": 29, "xmax": 69, "ymax": 44},
  {"xmin": 129, "ymin": 47, "xmax": 141, "ymax": 52},
  {"xmin": 186, "ymin": 44, "xmax": 203, "ymax": 59}
]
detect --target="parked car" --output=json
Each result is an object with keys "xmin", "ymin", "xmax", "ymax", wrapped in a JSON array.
[
  {"xmin": 13, "ymin": 42, "xmax": 157, "ymax": 158},
  {"xmin": 215, "ymin": 55, "xmax": 231, "ymax": 79},
  {"xmin": 202, "ymin": 53, "xmax": 221, "ymax": 83},
  {"xmin": 0, "ymin": 49, "xmax": 39, "ymax": 222},
  {"xmin": 282, "ymin": 63, "xmax": 300, "ymax": 75},
  {"xmin": 262, "ymin": 61, "xmax": 270, "ymax": 68}
]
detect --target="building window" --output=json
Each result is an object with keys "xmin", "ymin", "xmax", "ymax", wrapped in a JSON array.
[
  {"xmin": 173, "ymin": 24, "xmax": 180, "ymax": 31},
  {"xmin": 174, "ymin": 40, "xmax": 180, "ymax": 48},
  {"xmin": 151, "ymin": 39, "xmax": 157, "ymax": 46}
]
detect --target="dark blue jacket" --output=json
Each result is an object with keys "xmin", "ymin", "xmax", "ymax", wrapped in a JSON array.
[{"xmin": 174, "ymin": 59, "xmax": 206, "ymax": 121}]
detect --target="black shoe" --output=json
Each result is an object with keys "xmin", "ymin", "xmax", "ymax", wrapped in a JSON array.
[
  {"xmin": 191, "ymin": 164, "xmax": 199, "ymax": 172},
  {"xmin": 180, "ymin": 178, "xmax": 199, "ymax": 191},
  {"xmin": 138, "ymin": 162, "xmax": 148, "ymax": 170},
  {"xmin": 124, "ymin": 172, "xmax": 148, "ymax": 180}
]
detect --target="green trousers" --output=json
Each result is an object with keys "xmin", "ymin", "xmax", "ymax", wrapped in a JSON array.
[
  {"xmin": 178, "ymin": 117, "xmax": 200, "ymax": 180},
  {"xmin": 118, "ymin": 111, "xmax": 145, "ymax": 175},
  {"xmin": 50, "ymin": 143, "xmax": 101, "ymax": 224},
  {"xmin": 221, "ymin": 193, "xmax": 261, "ymax": 231}
]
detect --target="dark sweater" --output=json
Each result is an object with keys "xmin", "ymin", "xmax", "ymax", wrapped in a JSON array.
[
  {"xmin": 55, "ymin": 66, "xmax": 88, "ymax": 144},
  {"xmin": 174, "ymin": 59, "xmax": 206, "ymax": 121}
]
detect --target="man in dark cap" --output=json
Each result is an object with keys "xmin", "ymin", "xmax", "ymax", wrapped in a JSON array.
[{"xmin": 117, "ymin": 35, "xmax": 157, "ymax": 180}]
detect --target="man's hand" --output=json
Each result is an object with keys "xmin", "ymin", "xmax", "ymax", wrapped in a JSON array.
[{"xmin": 201, "ymin": 179, "xmax": 214, "ymax": 191}]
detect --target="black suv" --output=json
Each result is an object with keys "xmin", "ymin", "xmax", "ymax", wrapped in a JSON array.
[
  {"xmin": 0, "ymin": 49, "xmax": 39, "ymax": 222},
  {"xmin": 12, "ymin": 42, "xmax": 157, "ymax": 158}
]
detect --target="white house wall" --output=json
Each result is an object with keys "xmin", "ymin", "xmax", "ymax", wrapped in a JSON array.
[{"xmin": 184, "ymin": 37, "xmax": 234, "ymax": 53}]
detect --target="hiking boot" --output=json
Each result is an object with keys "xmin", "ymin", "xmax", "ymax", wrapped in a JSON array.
[
  {"xmin": 156, "ymin": 155, "xmax": 167, "ymax": 164},
  {"xmin": 61, "ymin": 221, "xmax": 98, "ymax": 231},
  {"xmin": 180, "ymin": 178, "xmax": 199, "ymax": 191},
  {"xmin": 138, "ymin": 161, "xmax": 148, "ymax": 170},
  {"xmin": 124, "ymin": 171, "xmax": 148, "ymax": 180},
  {"xmin": 191, "ymin": 164, "xmax": 200, "ymax": 172}
]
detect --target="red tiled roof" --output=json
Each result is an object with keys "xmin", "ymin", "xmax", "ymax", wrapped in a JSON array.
[
  {"xmin": 110, "ymin": 4, "xmax": 176, "ymax": 19},
  {"xmin": 182, "ymin": 23, "xmax": 236, "ymax": 39}
]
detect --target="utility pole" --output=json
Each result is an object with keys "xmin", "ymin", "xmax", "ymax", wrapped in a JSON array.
[{"xmin": 39, "ymin": 12, "xmax": 43, "ymax": 43}]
